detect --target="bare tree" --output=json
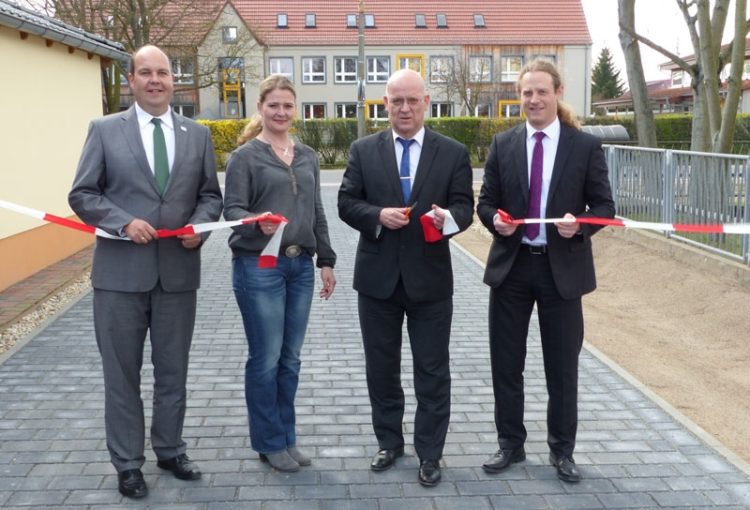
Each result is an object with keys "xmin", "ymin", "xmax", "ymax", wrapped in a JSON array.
[
  {"xmin": 429, "ymin": 51, "xmax": 506, "ymax": 117},
  {"xmin": 619, "ymin": 0, "xmax": 749, "ymax": 152},
  {"xmin": 618, "ymin": 0, "xmax": 657, "ymax": 147}
]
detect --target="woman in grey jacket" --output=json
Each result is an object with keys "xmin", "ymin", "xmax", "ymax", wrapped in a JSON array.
[{"xmin": 224, "ymin": 75, "xmax": 336, "ymax": 472}]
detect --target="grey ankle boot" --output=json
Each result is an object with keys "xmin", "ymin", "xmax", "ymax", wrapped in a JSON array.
[
  {"xmin": 287, "ymin": 447, "xmax": 311, "ymax": 466},
  {"xmin": 259, "ymin": 451, "xmax": 300, "ymax": 472}
]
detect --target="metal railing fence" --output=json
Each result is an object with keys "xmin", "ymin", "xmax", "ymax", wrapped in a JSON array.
[{"xmin": 605, "ymin": 145, "xmax": 750, "ymax": 263}]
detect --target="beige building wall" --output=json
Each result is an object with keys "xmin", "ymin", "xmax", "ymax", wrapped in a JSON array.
[
  {"xmin": 0, "ymin": 29, "xmax": 103, "ymax": 290},
  {"xmin": 562, "ymin": 45, "xmax": 592, "ymax": 117}
]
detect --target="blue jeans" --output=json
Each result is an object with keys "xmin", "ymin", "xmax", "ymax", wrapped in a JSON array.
[{"xmin": 232, "ymin": 254, "xmax": 314, "ymax": 454}]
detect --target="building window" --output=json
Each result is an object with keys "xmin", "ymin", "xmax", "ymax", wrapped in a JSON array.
[
  {"xmin": 367, "ymin": 56, "xmax": 389, "ymax": 82},
  {"xmin": 397, "ymin": 54, "xmax": 424, "ymax": 77},
  {"xmin": 469, "ymin": 56, "xmax": 492, "ymax": 83},
  {"xmin": 415, "ymin": 14, "xmax": 426, "ymax": 28},
  {"xmin": 436, "ymin": 13, "xmax": 448, "ymax": 27},
  {"xmin": 474, "ymin": 103, "xmax": 490, "ymax": 117},
  {"xmin": 171, "ymin": 57, "xmax": 194, "ymax": 85},
  {"xmin": 336, "ymin": 103, "xmax": 357, "ymax": 118},
  {"xmin": 269, "ymin": 57, "xmax": 293, "ymax": 79},
  {"xmin": 222, "ymin": 26, "xmax": 238, "ymax": 43},
  {"xmin": 430, "ymin": 56, "xmax": 453, "ymax": 84},
  {"xmin": 501, "ymin": 56, "xmax": 523, "ymax": 82},
  {"xmin": 172, "ymin": 104, "xmax": 195, "ymax": 118},
  {"xmin": 365, "ymin": 14, "xmax": 375, "ymax": 27},
  {"xmin": 305, "ymin": 13, "xmax": 316, "ymax": 28},
  {"xmin": 346, "ymin": 13, "xmax": 357, "ymax": 27},
  {"xmin": 302, "ymin": 57, "xmax": 326, "ymax": 83},
  {"xmin": 431, "ymin": 103, "xmax": 452, "ymax": 118},
  {"xmin": 367, "ymin": 100, "xmax": 388, "ymax": 120},
  {"xmin": 335, "ymin": 57, "xmax": 357, "ymax": 83},
  {"xmin": 303, "ymin": 103, "xmax": 326, "ymax": 120},
  {"xmin": 473, "ymin": 14, "xmax": 485, "ymax": 28},
  {"xmin": 277, "ymin": 13, "xmax": 288, "ymax": 28},
  {"xmin": 499, "ymin": 100, "xmax": 522, "ymax": 118},
  {"xmin": 672, "ymin": 70, "xmax": 684, "ymax": 87}
]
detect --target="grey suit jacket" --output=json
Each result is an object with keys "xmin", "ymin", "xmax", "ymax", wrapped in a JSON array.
[
  {"xmin": 477, "ymin": 123, "xmax": 615, "ymax": 299},
  {"xmin": 338, "ymin": 128, "xmax": 474, "ymax": 302},
  {"xmin": 69, "ymin": 106, "xmax": 223, "ymax": 293}
]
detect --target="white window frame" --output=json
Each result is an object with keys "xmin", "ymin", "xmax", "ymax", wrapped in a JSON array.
[
  {"xmin": 469, "ymin": 55, "xmax": 492, "ymax": 83},
  {"xmin": 222, "ymin": 26, "xmax": 238, "ymax": 44},
  {"xmin": 367, "ymin": 56, "xmax": 389, "ymax": 83},
  {"xmin": 431, "ymin": 102, "xmax": 452, "ymax": 118},
  {"xmin": 302, "ymin": 57, "xmax": 326, "ymax": 83},
  {"xmin": 500, "ymin": 56, "xmax": 523, "ymax": 83},
  {"xmin": 171, "ymin": 57, "xmax": 194, "ymax": 85},
  {"xmin": 303, "ymin": 103, "xmax": 326, "ymax": 120},
  {"xmin": 367, "ymin": 102, "xmax": 388, "ymax": 121},
  {"xmin": 269, "ymin": 57, "xmax": 293, "ymax": 79},
  {"xmin": 336, "ymin": 103, "xmax": 357, "ymax": 118},
  {"xmin": 430, "ymin": 56, "xmax": 453, "ymax": 84},
  {"xmin": 334, "ymin": 57, "xmax": 357, "ymax": 83}
]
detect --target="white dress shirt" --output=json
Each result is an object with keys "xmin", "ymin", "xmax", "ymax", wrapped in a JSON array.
[
  {"xmin": 134, "ymin": 103, "xmax": 175, "ymax": 174},
  {"xmin": 393, "ymin": 127, "xmax": 425, "ymax": 194},
  {"xmin": 522, "ymin": 117, "xmax": 560, "ymax": 246}
]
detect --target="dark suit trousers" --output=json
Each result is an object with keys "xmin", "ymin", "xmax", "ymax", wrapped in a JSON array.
[
  {"xmin": 93, "ymin": 284, "xmax": 196, "ymax": 472},
  {"xmin": 358, "ymin": 280, "xmax": 452, "ymax": 461},
  {"xmin": 488, "ymin": 249, "xmax": 583, "ymax": 457}
]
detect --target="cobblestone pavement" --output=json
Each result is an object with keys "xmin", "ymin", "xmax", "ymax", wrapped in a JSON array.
[{"xmin": 1, "ymin": 185, "xmax": 749, "ymax": 509}]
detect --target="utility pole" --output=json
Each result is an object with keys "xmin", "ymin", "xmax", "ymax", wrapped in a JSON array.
[{"xmin": 356, "ymin": 0, "xmax": 366, "ymax": 139}]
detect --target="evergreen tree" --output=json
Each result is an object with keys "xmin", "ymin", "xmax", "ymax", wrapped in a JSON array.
[{"xmin": 591, "ymin": 47, "xmax": 626, "ymax": 101}]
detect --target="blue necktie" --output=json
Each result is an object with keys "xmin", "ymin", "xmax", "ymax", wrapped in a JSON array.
[{"xmin": 397, "ymin": 137, "xmax": 415, "ymax": 203}]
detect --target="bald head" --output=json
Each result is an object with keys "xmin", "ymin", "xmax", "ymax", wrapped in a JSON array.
[
  {"xmin": 384, "ymin": 69, "xmax": 430, "ymax": 139},
  {"xmin": 128, "ymin": 44, "xmax": 174, "ymax": 116}
]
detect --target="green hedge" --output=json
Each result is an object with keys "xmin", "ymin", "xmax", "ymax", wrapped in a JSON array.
[{"xmin": 200, "ymin": 115, "xmax": 750, "ymax": 170}]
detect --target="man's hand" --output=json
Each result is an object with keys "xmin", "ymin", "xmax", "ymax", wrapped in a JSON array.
[
  {"xmin": 379, "ymin": 207, "xmax": 410, "ymax": 230},
  {"xmin": 124, "ymin": 218, "xmax": 158, "ymax": 245},
  {"xmin": 555, "ymin": 213, "xmax": 581, "ymax": 238},
  {"xmin": 493, "ymin": 213, "xmax": 518, "ymax": 237},
  {"xmin": 319, "ymin": 267, "xmax": 336, "ymax": 300},
  {"xmin": 431, "ymin": 204, "xmax": 446, "ymax": 230},
  {"xmin": 178, "ymin": 231, "xmax": 202, "ymax": 250}
]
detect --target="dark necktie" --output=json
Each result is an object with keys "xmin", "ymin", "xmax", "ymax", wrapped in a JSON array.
[
  {"xmin": 397, "ymin": 137, "xmax": 415, "ymax": 203},
  {"xmin": 151, "ymin": 118, "xmax": 169, "ymax": 194},
  {"xmin": 526, "ymin": 131, "xmax": 545, "ymax": 240}
]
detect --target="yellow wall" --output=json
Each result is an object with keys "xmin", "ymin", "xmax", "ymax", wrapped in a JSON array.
[{"xmin": 0, "ymin": 28, "xmax": 104, "ymax": 290}]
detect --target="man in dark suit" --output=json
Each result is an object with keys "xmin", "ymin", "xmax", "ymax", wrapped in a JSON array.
[
  {"xmin": 68, "ymin": 45, "xmax": 222, "ymax": 498},
  {"xmin": 477, "ymin": 59, "xmax": 615, "ymax": 483},
  {"xmin": 338, "ymin": 69, "xmax": 473, "ymax": 487}
]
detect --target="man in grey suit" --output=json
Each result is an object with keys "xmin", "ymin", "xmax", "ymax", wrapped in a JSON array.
[
  {"xmin": 338, "ymin": 69, "xmax": 474, "ymax": 487},
  {"xmin": 68, "ymin": 45, "xmax": 222, "ymax": 499}
]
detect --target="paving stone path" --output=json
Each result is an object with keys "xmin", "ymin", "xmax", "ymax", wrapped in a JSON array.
[{"xmin": 1, "ymin": 185, "xmax": 749, "ymax": 509}]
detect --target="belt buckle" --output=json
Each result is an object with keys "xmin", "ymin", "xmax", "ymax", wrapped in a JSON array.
[
  {"xmin": 528, "ymin": 244, "xmax": 546, "ymax": 255},
  {"xmin": 284, "ymin": 245, "xmax": 302, "ymax": 258}
]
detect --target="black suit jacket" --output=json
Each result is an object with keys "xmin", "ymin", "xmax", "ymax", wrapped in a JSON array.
[
  {"xmin": 338, "ymin": 128, "xmax": 474, "ymax": 302},
  {"xmin": 477, "ymin": 123, "xmax": 615, "ymax": 300}
]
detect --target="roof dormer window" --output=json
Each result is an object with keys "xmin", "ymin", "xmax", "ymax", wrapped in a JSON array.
[
  {"xmin": 436, "ymin": 13, "xmax": 447, "ymax": 28},
  {"xmin": 346, "ymin": 13, "xmax": 357, "ymax": 27},
  {"xmin": 365, "ymin": 14, "xmax": 375, "ymax": 28},
  {"xmin": 277, "ymin": 13, "xmax": 288, "ymax": 28},
  {"xmin": 415, "ymin": 14, "xmax": 426, "ymax": 28},
  {"xmin": 474, "ymin": 14, "xmax": 485, "ymax": 28},
  {"xmin": 305, "ymin": 13, "xmax": 316, "ymax": 28}
]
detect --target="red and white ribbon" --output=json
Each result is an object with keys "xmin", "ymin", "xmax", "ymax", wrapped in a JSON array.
[
  {"xmin": 0, "ymin": 199, "xmax": 288, "ymax": 267},
  {"xmin": 497, "ymin": 209, "xmax": 750, "ymax": 234}
]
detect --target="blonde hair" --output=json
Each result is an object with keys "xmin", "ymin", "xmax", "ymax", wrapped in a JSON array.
[
  {"xmin": 237, "ymin": 75, "xmax": 297, "ymax": 145},
  {"xmin": 517, "ymin": 59, "xmax": 581, "ymax": 130}
]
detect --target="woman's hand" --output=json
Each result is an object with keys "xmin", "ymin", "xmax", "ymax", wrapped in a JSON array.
[{"xmin": 319, "ymin": 267, "xmax": 336, "ymax": 300}]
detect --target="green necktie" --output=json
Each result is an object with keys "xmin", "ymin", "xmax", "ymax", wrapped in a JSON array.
[{"xmin": 151, "ymin": 118, "xmax": 169, "ymax": 193}]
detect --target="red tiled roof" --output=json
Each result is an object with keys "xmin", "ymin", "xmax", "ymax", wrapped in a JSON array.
[{"xmin": 229, "ymin": 0, "xmax": 591, "ymax": 46}]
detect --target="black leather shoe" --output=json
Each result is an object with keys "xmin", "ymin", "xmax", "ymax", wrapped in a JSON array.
[
  {"xmin": 482, "ymin": 447, "xmax": 526, "ymax": 473},
  {"xmin": 118, "ymin": 469, "xmax": 147, "ymax": 499},
  {"xmin": 418, "ymin": 459, "xmax": 441, "ymax": 487},
  {"xmin": 157, "ymin": 453, "xmax": 202, "ymax": 480},
  {"xmin": 549, "ymin": 452, "xmax": 581, "ymax": 483},
  {"xmin": 370, "ymin": 446, "xmax": 404, "ymax": 472}
]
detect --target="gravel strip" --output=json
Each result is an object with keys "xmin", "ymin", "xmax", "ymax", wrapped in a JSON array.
[{"xmin": 0, "ymin": 272, "xmax": 91, "ymax": 356}]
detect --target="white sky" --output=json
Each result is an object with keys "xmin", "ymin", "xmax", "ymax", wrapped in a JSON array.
[{"xmin": 581, "ymin": 0, "xmax": 738, "ymax": 83}]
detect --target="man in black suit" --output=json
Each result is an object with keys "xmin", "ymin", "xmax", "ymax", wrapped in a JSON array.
[
  {"xmin": 477, "ymin": 59, "xmax": 615, "ymax": 483},
  {"xmin": 338, "ymin": 69, "xmax": 474, "ymax": 487}
]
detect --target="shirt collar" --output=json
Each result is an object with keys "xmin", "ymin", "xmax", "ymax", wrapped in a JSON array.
[
  {"xmin": 393, "ymin": 127, "xmax": 425, "ymax": 147},
  {"xmin": 526, "ymin": 117, "xmax": 560, "ymax": 142},
  {"xmin": 135, "ymin": 103, "xmax": 173, "ymax": 130}
]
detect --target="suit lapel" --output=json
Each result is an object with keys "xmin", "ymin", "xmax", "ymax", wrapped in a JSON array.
[
  {"xmin": 169, "ymin": 112, "xmax": 187, "ymax": 194},
  {"xmin": 377, "ymin": 130, "xmax": 404, "ymax": 203},
  {"xmin": 546, "ymin": 124, "xmax": 574, "ymax": 205},
  {"xmin": 121, "ymin": 107, "xmax": 160, "ymax": 194},
  {"xmin": 409, "ymin": 128, "xmax": 438, "ymax": 203},
  {"xmin": 513, "ymin": 125, "xmax": 530, "ymax": 208}
]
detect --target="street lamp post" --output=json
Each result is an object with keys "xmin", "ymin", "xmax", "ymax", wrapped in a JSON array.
[{"xmin": 356, "ymin": 0, "xmax": 366, "ymax": 139}]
